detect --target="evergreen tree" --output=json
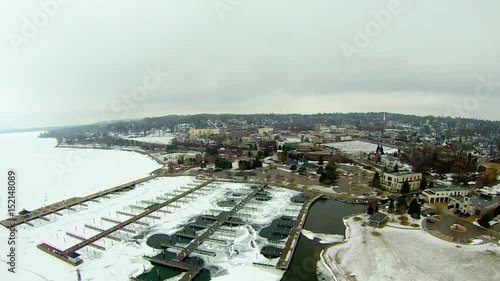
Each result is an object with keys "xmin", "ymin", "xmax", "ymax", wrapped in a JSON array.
[
  {"xmin": 177, "ymin": 156, "xmax": 185, "ymax": 165},
  {"xmin": 252, "ymin": 157, "xmax": 263, "ymax": 169},
  {"xmin": 372, "ymin": 171, "xmax": 381, "ymax": 189},
  {"xmin": 428, "ymin": 182, "xmax": 434, "ymax": 189},
  {"xmin": 393, "ymin": 163, "xmax": 399, "ymax": 172},
  {"xmin": 316, "ymin": 166, "xmax": 325, "ymax": 174},
  {"xmin": 380, "ymin": 145, "xmax": 384, "ymax": 154},
  {"xmin": 419, "ymin": 177, "xmax": 428, "ymax": 190},
  {"xmin": 319, "ymin": 164, "xmax": 338, "ymax": 184},
  {"xmin": 298, "ymin": 167, "xmax": 307, "ymax": 175},
  {"xmin": 408, "ymin": 198, "xmax": 421, "ymax": 219},
  {"xmin": 318, "ymin": 155, "xmax": 324, "ymax": 166},
  {"xmin": 290, "ymin": 164, "xmax": 298, "ymax": 171},
  {"xmin": 401, "ymin": 180, "xmax": 411, "ymax": 194},
  {"xmin": 368, "ymin": 203, "xmax": 375, "ymax": 215},
  {"xmin": 395, "ymin": 196, "xmax": 408, "ymax": 214}
]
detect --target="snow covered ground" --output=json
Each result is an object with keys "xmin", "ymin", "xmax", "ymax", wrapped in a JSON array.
[
  {"xmin": 122, "ymin": 135, "xmax": 175, "ymax": 145},
  {"xmin": 324, "ymin": 216, "xmax": 500, "ymax": 281},
  {"xmin": 322, "ymin": 141, "xmax": 398, "ymax": 155}
]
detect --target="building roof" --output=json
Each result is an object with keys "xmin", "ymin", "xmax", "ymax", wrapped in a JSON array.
[
  {"xmin": 470, "ymin": 195, "xmax": 498, "ymax": 208},
  {"xmin": 450, "ymin": 195, "xmax": 465, "ymax": 201},
  {"xmin": 67, "ymin": 252, "xmax": 81, "ymax": 258},
  {"xmin": 367, "ymin": 212, "xmax": 387, "ymax": 223},
  {"xmin": 385, "ymin": 171, "xmax": 420, "ymax": 176},
  {"xmin": 425, "ymin": 185, "xmax": 468, "ymax": 194}
]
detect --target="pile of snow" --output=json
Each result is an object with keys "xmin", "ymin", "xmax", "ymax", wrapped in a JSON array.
[
  {"xmin": 470, "ymin": 239, "xmax": 484, "ymax": 245},
  {"xmin": 479, "ymin": 184, "xmax": 500, "ymax": 195}
]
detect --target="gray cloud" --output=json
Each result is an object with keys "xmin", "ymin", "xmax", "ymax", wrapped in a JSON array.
[{"xmin": 1, "ymin": 0, "xmax": 499, "ymax": 129}]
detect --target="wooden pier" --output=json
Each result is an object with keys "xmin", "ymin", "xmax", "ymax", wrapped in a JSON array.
[
  {"xmin": 1, "ymin": 175, "xmax": 156, "ymax": 228},
  {"xmin": 173, "ymin": 185, "xmax": 264, "ymax": 262},
  {"xmin": 143, "ymin": 256, "xmax": 203, "ymax": 281},
  {"xmin": 138, "ymin": 184, "xmax": 267, "ymax": 281},
  {"xmin": 276, "ymin": 194, "xmax": 323, "ymax": 270},
  {"xmin": 37, "ymin": 179, "xmax": 214, "ymax": 265}
]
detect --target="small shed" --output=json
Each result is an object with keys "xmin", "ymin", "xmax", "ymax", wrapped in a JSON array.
[
  {"xmin": 67, "ymin": 252, "xmax": 82, "ymax": 264},
  {"xmin": 367, "ymin": 212, "xmax": 388, "ymax": 227}
]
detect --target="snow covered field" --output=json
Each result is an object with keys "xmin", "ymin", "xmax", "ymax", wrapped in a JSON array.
[
  {"xmin": 324, "ymin": 216, "xmax": 500, "ymax": 281},
  {"xmin": 123, "ymin": 135, "xmax": 175, "ymax": 145},
  {"xmin": 322, "ymin": 141, "xmax": 398, "ymax": 155}
]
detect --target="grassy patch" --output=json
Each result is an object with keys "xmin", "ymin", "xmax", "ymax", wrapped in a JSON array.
[
  {"xmin": 371, "ymin": 231, "xmax": 382, "ymax": 237},
  {"xmin": 411, "ymin": 223, "xmax": 420, "ymax": 228},
  {"xmin": 353, "ymin": 217, "xmax": 363, "ymax": 222}
]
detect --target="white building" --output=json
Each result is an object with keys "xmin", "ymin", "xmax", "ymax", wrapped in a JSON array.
[
  {"xmin": 189, "ymin": 128, "xmax": 220, "ymax": 137},
  {"xmin": 258, "ymin": 127, "xmax": 274, "ymax": 135},
  {"xmin": 381, "ymin": 171, "xmax": 422, "ymax": 192},
  {"xmin": 451, "ymin": 194, "xmax": 499, "ymax": 216},
  {"xmin": 422, "ymin": 185, "xmax": 469, "ymax": 203}
]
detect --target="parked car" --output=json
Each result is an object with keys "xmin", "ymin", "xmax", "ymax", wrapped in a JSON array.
[
  {"xmin": 427, "ymin": 211, "xmax": 436, "ymax": 217},
  {"xmin": 427, "ymin": 219, "xmax": 435, "ymax": 224},
  {"xmin": 454, "ymin": 209, "xmax": 460, "ymax": 214},
  {"xmin": 463, "ymin": 213, "xmax": 470, "ymax": 218}
]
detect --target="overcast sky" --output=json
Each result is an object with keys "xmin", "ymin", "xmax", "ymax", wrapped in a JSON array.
[{"xmin": 1, "ymin": 0, "xmax": 499, "ymax": 129}]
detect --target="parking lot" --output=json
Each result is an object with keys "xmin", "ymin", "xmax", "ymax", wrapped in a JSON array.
[{"xmin": 423, "ymin": 211, "xmax": 499, "ymax": 244}]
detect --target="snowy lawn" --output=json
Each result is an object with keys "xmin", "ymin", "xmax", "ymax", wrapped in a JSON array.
[{"xmin": 324, "ymin": 216, "xmax": 500, "ymax": 281}]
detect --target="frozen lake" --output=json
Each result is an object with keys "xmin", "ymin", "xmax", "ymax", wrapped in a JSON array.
[{"xmin": 0, "ymin": 132, "xmax": 162, "ymax": 212}]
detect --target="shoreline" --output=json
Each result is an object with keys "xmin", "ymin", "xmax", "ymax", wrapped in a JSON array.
[
  {"xmin": 54, "ymin": 143, "xmax": 165, "ymax": 166},
  {"xmin": 320, "ymin": 215, "xmax": 357, "ymax": 281}
]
